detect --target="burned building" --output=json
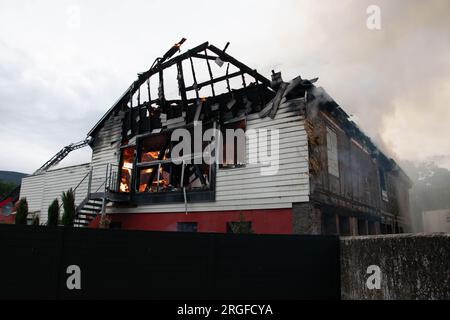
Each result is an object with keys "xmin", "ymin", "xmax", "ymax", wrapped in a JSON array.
[{"xmin": 19, "ymin": 40, "xmax": 411, "ymax": 235}]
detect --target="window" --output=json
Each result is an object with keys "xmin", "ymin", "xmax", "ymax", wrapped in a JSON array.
[
  {"xmin": 339, "ymin": 216, "xmax": 350, "ymax": 236},
  {"xmin": 136, "ymin": 133, "xmax": 212, "ymax": 194},
  {"xmin": 1, "ymin": 202, "xmax": 13, "ymax": 216},
  {"xmin": 379, "ymin": 168, "xmax": 388, "ymax": 202},
  {"xmin": 177, "ymin": 222, "xmax": 198, "ymax": 232},
  {"xmin": 220, "ymin": 119, "xmax": 246, "ymax": 169},
  {"xmin": 326, "ymin": 127, "xmax": 339, "ymax": 177},
  {"xmin": 226, "ymin": 221, "xmax": 253, "ymax": 234},
  {"xmin": 138, "ymin": 133, "xmax": 172, "ymax": 193},
  {"xmin": 357, "ymin": 219, "xmax": 368, "ymax": 236},
  {"xmin": 119, "ymin": 146, "xmax": 135, "ymax": 193}
]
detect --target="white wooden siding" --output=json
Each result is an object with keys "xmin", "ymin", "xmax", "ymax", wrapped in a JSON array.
[
  {"xmin": 19, "ymin": 164, "xmax": 91, "ymax": 223},
  {"xmin": 108, "ymin": 100, "xmax": 310, "ymax": 214},
  {"xmin": 90, "ymin": 111, "xmax": 124, "ymax": 192}
]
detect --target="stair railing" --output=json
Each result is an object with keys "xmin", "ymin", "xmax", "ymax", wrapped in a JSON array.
[{"xmin": 60, "ymin": 167, "xmax": 93, "ymax": 210}]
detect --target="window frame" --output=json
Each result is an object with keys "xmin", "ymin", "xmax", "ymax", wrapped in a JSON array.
[
  {"xmin": 118, "ymin": 125, "xmax": 217, "ymax": 204},
  {"xmin": 326, "ymin": 126, "xmax": 340, "ymax": 178}
]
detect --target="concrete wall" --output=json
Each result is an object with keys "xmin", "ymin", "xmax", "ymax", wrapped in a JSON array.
[{"xmin": 341, "ymin": 234, "xmax": 450, "ymax": 300}]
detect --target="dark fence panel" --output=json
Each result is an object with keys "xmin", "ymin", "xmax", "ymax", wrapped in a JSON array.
[{"xmin": 0, "ymin": 225, "xmax": 340, "ymax": 300}]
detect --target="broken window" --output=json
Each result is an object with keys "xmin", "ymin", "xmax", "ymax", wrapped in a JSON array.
[
  {"xmin": 138, "ymin": 133, "xmax": 172, "ymax": 193},
  {"xmin": 379, "ymin": 168, "xmax": 388, "ymax": 202},
  {"xmin": 119, "ymin": 146, "xmax": 135, "ymax": 193},
  {"xmin": 326, "ymin": 126, "xmax": 339, "ymax": 178},
  {"xmin": 220, "ymin": 119, "xmax": 246, "ymax": 169},
  {"xmin": 134, "ymin": 131, "xmax": 212, "ymax": 194}
]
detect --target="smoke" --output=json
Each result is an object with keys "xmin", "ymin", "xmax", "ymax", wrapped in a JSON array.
[{"xmin": 266, "ymin": 0, "xmax": 450, "ymax": 167}]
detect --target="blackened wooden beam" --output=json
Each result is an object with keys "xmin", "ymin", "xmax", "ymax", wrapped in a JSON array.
[
  {"xmin": 124, "ymin": 42, "xmax": 210, "ymax": 108},
  {"xmin": 226, "ymin": 63, "xmax": 231, "ymax": 93},
  {"xmin": 146, "ymin": 78, "xmax": 151, "ymax": 103},
  {"xmin": 185, "ymin": 70, "xmax": 244, "ymax": 92},
  {"xmin": 189, "ymin": 55, "xmax": 200, "ymax": 100},
  {"xmin": 137, "ymin": 86, "xmax": 141, "ymax": 106},
  {"xmin": 191, "ymin": 53, "xmax": 219, "ymax": 61},
  {"xmin": 193, "ymin": 164, "xmax": 207, "ymax": 186},
  {"xmin": 177, "ymin": 61, "xmax": 188, "ymax": 114},
  {"xmin": 208, "ymin": 44, "xmax": 271, "ymax": 87},
  {"xmin": 158, "ymin": 70, "xmax": 165, "ymax": 112},
  {"xmin": 204, "ymin": 49, "xmax": 216, "ymax": 96}
]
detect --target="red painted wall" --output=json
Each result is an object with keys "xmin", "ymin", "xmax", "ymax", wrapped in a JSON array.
[
  {"xmin": 0, "ymin": 213, "xmax": 14, "ymax": 224},
  {"xmin": 0, "ymin": 197, "xmax": 15, "ymax": 224},
  {"xmin": 90, "ymin": 208, "xmax": 293, "ymax": 234}
]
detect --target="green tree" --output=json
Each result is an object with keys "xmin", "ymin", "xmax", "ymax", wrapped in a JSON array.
[
  {"xmin": 15, "ymin": 198, "xmax": 28, "ymax": 225},
  {"xmin": 61, "ymin": 189, "xmax": 76, "ymax": 227},
  {"xmin": 0, "ymin": 179, "xmax": 16, "ymax": 199},
  {"xmin": 47, "ymin": 199, "xmax": 60, "ymax": 226}
]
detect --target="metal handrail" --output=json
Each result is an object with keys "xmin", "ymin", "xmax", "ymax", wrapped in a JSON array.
[{"xmin": 59, "ymin": 168, "xmax": 92, "ymax": 209}]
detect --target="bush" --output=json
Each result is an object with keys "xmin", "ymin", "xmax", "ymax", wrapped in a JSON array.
[
  {"xmin": 32, "ymin": 214, "xmax": 40, "ymax": 226},
  {"xmin": 15, "ymin": 198, "xmax": 28, "ymax": 225},
  {"xmin": 47, "ymin": 199, "xmax": 60, "ymax": 226},
  {"xmin": 61, "ymin": 189, "xmax": 76, "ymax": 227}
]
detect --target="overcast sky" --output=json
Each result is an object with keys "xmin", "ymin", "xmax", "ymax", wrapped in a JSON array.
[{"xmin": 0, "ymin": 0, "xmax": 449, "ymax": 173}]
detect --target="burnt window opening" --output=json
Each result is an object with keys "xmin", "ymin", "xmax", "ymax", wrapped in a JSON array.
[
  {"xmin": 339, "ymin": 216, "xmax": 350, "ymax": 236},
  {"xmin": 322, "ymin": 213, "xmax": 339, "ymax": 235},
  {"xmin": 357, "ymin": 219, "xmax": 368, "ymax": 236},
  {"xmin": 119, "ymin": 146, "xmax": 135, "ymax": 193},
  {"xmin": 379, "ymin": 167, "xmax": 388, "ymax": 202},
  {"xmin": 220, "ymin": 119, "xmax": 246, "ymax": 169},
  {"xmin": 326, "ymin": 126, "xmax": 339, "ymax": 178},
  {"xmin": 118, "ymin": 123, "xmax": 216, "ymax": 199},
  {"xmin": 138, "ymin": 133, "xmax": 172, "ymax": 193},
  {"xmin": 177, "ymin": 222, "xmax": 198, "ymax": 232}
]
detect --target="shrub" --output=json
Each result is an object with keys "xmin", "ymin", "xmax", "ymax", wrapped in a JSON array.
[
  {"xmin": 15, "ymin": 198, "xmax": 28, "ymax": 225},
  {"xmin": 32, "ymin": 214, "xmax": 40, "ymax": 226},
  {"xmin": 61, "ymin": 189, "xmax": 76, "ymax": 227},
  {"xmin": 47, "ymin": 199, "xmax": 60, "ymax": 226}
]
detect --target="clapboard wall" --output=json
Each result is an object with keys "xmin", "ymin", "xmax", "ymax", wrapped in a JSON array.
[
  {"xmin": 107, "ymin": 99, "xmax": 310, "ymax": 214},
  {"xmin": 90, "ymin": 110, "xmax": 125, "ymax": 193},
  {"xmin": 19, "ymin": 164, "xmax": 91, "ymax": 223}
]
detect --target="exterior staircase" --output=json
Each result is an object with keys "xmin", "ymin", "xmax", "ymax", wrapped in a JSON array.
[
  {"xmin": 74, "ymin": 196, "xmax": 104, "ymax": 227},
  {"xmin": 70, "ymin": 163, "xmax": 122, "ymax": 228}
]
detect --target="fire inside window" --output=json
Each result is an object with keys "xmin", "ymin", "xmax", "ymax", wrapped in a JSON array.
[
  {"xmin": 119, "ymin": 146, "xmax": 135, "ymax": 193},
  {"xmin": 119, "ymin": 131, "xmax": 214, "ymax": 195},
  {"xmin": 138, "ymin": 133, "xmax": 171, "ymax": 193}
]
